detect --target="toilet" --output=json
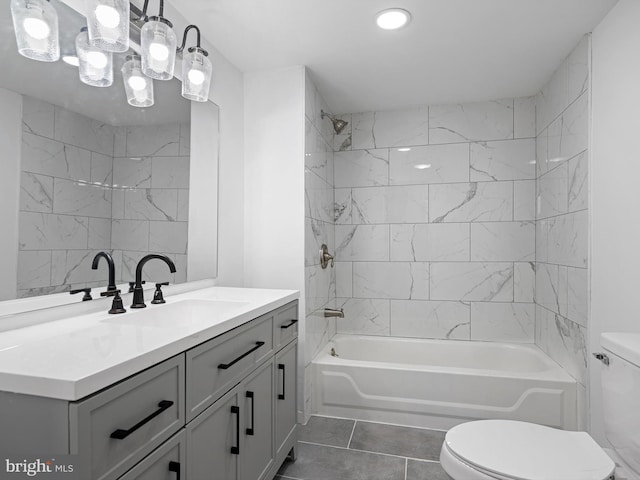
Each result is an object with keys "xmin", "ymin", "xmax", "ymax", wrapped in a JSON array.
[{"xmin": 440, "ymin": 332, "xmax": 640, "ymax": 480}]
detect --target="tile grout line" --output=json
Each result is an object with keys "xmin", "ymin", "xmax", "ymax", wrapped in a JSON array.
[
  {"xmin": 298, "ymin": 440, "xmax": 443, "ymax": 464},
  {"xmin": 347, "ymin": 420, "xmax": 357, "ymax": 449}
]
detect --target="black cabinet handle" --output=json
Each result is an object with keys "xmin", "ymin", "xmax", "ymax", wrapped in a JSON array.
[
  {"xmin": 245, "ymin": 391, "xmax": 255, "ymax": 436},
  {"xmin": 110, "ymin": 400, "xmax": 174, "ymax": 440},
  {"xmin": 168, "ymin": 461, "xmax": 180, "ymax": 480},
  {"xmin": 230, "ymin": 406, "xmax": 240, "ymax": 455},
  {"xmin": 218, "ymin": 342, "xmax": 265, "ymax": 370},
  {"xmin": 278, "ymin": 364, "xmax": 286, "ymax": 400},
  {"xmin": 280, "ymin": 319, "xmax": 298, "ymax": 329}
]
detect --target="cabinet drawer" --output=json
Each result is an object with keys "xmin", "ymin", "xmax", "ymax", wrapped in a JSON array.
[
  {"xmin": 186, "ymin": 313, "xmax": 273, "ymax": 420},
  {"xmin": 273, "ymin": 301, "xmax": 298, "ymax": 350},
  {"xmin": 70, "ymin": 355, "xmax": 185, "ymax": 480},
  {"xmin": 118, "ymin": 430, "xmax": 185, "ymax": 480}
]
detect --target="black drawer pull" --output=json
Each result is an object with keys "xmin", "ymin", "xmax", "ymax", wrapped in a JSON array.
[
  {"xmin": 246, "ymin": 391, "xmax": 255, "ymax": 436},
  {"xmin": 230, "ymin": 405, "xmax": 240, "ymax": 455},
  {"xmin": 110, "ymin": 400, "xmax": 174, "ymax": 440},
  {"xmin": 280, "ymin": 319, "xmax": 298, "ymax": 329},
  {"xmin": 218, "ymin": 341, "xmax": 265, "ymax": 370},
  {"xmin": 168, "ymin": 461, "xmax": 180, "ymax": 480},
  {"xmin": 278, "ymin": 364, "xmax": 286, "ymax": 400}
]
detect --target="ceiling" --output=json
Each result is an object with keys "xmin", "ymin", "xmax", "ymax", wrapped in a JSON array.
[{"xmin": 175, "ymin": 0, "xmax": 618, "ymax": 114}]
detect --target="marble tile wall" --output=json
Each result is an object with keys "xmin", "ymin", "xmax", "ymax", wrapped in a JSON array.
[
  {"xmin": 304, "ymin": 72, "xmax": 337, "ymax": 417},
  {"xmin": 333, "ymin": 95, "xmax": 537, "ymax": 344},
  {"xmin": 111, "ymin": 123, "xmax": 190, "ymax": 286},
  {"xmin": 18, "ymin": 96, "xmax": 189, "ymax": 297},
  {"xmin": 534, "ymin": 35, "xmax": 590, "ymax": 412}
]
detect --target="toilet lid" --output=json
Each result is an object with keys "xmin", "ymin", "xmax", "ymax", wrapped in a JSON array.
[{"xmin": 445, "ymin": 420, "xmax": 615, "ymax": 480}]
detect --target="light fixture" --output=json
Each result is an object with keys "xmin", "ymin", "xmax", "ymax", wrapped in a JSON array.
[
  {"xmin": 85, "ymin": 0, "xmax": 129, "ymax": 52},
  {"xmin": 320, "ymin": 110, "xmax": 348, "ymax": 134},
  {"xmin": 177, "ymin": 25, "xmax": 212, "ymax": 102},
  {"xmin": 375, "ymin": 8, "xmax": 411, "ymax": 30},
  {"xmin": 414, "ymin": 164, "xmax": 431, "ymax": 170},
  {"xmin": 76, "ymin": 27, "xmax": 113, "ymax": 87},
  {"xmin": 397, "ymin": 147, "xmax": 411, "ymax": 152},
  {"xmin": 139, "ymin": 0, "xmax": 177, "ymax": 80},
  {"xmin": 61, "ymin": 52, "xmax": 79, "ymax": 66},
  {"xmin": 121, "ymin": 54, "xmax": 154, "ymax": 107},
  {"xmin": 10, "ymin": 0, "xmax": 60, "ymax": 62}
]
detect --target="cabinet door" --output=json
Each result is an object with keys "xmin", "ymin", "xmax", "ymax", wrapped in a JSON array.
[
  {"xmin": 186, "ymin": 388, "xmax": 239, "ymax": 480},
  {"xmin": 275, "ymin": 340, "xmax": 297, "ymax": 457},
  {"xmin": 240, "ymin": 360, "xmax": 274, "ymax": 480},
  {"xmin": 118, "ymin": 430, "xmax": 185, "ymax": 480}
]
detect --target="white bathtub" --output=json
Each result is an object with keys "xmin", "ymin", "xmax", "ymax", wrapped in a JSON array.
[{"xmin": 312, "ymin": 335, "xmax": 577, "ymax": 430}]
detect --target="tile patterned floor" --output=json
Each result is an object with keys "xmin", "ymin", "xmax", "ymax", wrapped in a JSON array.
[{"xmin": 276, "ymin": 416, "xmax": 453, "ymax": 480}]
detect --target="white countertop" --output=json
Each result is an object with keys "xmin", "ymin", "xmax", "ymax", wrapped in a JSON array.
[{"xmin": 0, "ymin": 285, "xmax": 298, "ymax": 401}]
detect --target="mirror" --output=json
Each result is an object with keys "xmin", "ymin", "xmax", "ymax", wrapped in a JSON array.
[{"xmin": 0, "ymin": 0, "xmax": 219, "ymax": 308}]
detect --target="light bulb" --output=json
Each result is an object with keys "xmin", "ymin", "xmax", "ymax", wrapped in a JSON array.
[
  {"xmin": 87, "ymin": 50, "xmax": 108, "ymax": 68},
  {"xmin": 62, "ymin": 54, "xmax": 79, "ymax": 66},
  {"xmin": 95, "ymin": 4, "xmax": 120, "ymax": 28},
  {"xmin": 127, "ymin": 75, "xmax": 146, "ymax": 90},
  {"xmin": 188, "ymin": 69, "xmax": 205, "ymax": 85},
  {"xmin": 149, "ymin": 41, "xmax": 169, "ymax": 61},
  {"xmin": 23, "ymin": 16, "xmax": 49, "ymax": 39}
]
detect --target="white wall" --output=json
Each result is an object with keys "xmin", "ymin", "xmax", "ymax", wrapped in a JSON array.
[
  {"xmin": 590, "ymin": 0, "xmax": 640, "ymax": 443},
  {"xmin": 0, "ymin": 88, "xmax": 21, "ymax": 301},
  {"xmin": 243, "ymin": 66, "xmax": 306, "ymax": 419}
]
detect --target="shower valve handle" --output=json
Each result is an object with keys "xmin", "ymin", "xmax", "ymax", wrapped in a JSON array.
[{"xmin": 320, "ymin": 244, "xmax": 334, "ymax": 269}]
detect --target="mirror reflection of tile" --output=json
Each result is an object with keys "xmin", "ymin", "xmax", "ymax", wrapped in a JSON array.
[{"xmin": 18, "ymin": 96, "xmax": 190, "ymax": 298}]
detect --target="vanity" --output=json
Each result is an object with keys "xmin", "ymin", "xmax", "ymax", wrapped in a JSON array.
[{"xmin": 0, "ymin": 283, "xmax": 299, "ymax": 480}]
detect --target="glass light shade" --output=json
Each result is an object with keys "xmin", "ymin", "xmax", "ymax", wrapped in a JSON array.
[
  {"xmin": 181, "ymin": 47, "xmax": 211, "ymax": 102},
  {"xmin": 10, "ymin": 0, "xmax": 59, "ymax": 62},
  {"xmin": 141, "ymin": 17, "xmax": 177, "ymax": 80},
  {"xmin": 122, "ymin": 55, "xmax": 154, "ymax": 107},
  {"xmin": 76, "ymin": 28, "xmax": 113, "ymax": 87},
  {"xmin": 84, "ymin": 0, "xmax": 129, "ymax": 52}
]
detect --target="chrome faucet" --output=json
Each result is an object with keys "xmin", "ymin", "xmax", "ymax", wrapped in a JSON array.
[
  {"xmin": 130, "ymin": 254, "xmax": 177, "ymax": 309},
  {"xmin": 92, "ymin": 251, "xmax": 117, "ymax": 292},
  {"xmin": 323, "ymin": 308, "xmax": 344, "ymax": 318}
]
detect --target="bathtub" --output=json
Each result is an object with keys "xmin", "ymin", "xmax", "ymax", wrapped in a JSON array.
[{"xmin": 312, "ymin": 335, "xmax": 577, "ymax": 430}]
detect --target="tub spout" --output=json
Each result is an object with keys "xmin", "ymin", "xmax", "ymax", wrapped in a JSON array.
[{"xmin": 323, "ymin": 308, "xmax": 344, "ymax": 318}]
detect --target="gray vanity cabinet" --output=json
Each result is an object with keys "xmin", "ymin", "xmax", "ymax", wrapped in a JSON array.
[
  {"xmin": 240, "ymin": 359, "xmax": 275, "ymax": 480},
  {"xmin": 118, "ymin": 430, "xmax": 185, "ymax": 480},
  {"xmin": 70, "ymin": 355, "xmax": 185, "ymax": 480},
  {"xmin": 186, "ymin": 385, "xmax": 239, "ymax": 479},
  {"xmin": 0, "ymin": 300, "xmax": 298, "ymax": 480},
  {"xmin": 186, "ymin": 359, "xmax": 275, "ymax": 480},
  {"xmin": 275, "ymin": 340, "xmax": 297, "ymax": 460}
]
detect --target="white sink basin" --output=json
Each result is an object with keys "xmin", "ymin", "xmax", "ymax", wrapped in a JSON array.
[{"xmin": 102, "ymin": 299, "xmax": 250, "ymax": 327}]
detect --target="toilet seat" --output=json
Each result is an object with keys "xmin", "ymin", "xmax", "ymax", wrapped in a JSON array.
[{"xmin": 442, "ymin": 420, "xmax": 615, "ymax": 480}]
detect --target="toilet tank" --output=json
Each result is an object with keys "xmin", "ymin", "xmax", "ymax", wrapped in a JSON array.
[{"xmin": 600, "ymin": 332, "xmax": 640, "ymax": 476}]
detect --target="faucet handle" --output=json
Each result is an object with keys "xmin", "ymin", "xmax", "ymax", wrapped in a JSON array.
[
  {"xmin": 320, "ymin": 244, "xmax": 335, "ymax": 269},
  {"xmin": 128, "ymin": 280, "xmax": 146, "ymax": 293},
  {"xmin": 100, "ymin": 289, "xmax": 126, "ymax": 315},
  {"xmin": 151, "ymin": 282, "xmax": 169, "ymax": 304},
  {"xmin": 70, "ymin": 287, "xmax": 92, "ymax": 301}
]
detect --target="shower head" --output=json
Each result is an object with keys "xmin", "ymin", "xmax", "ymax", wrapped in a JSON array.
[{"xmin": 321, "ymin": 110, "xmax": 348, "ymax": 135}]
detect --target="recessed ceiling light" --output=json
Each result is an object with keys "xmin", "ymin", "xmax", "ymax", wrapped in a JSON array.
[
  {"xmin": 414, "ymin": 164, "xmax": 431, "ymax": 170},
  {"xmin": 376, "ymin": 8, "xmax": 411, "ymax": 30},
  {"xmin": 397, "ymin": 147, "xmax": 411, "ymax": 152}
]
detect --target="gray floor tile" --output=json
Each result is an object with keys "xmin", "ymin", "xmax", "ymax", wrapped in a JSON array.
[
  {"xmin": 407, "ymin": 460, "xmax": 453, "ymax": 480},
  {"xmin": 349, "ymin": 421, "xmax": 446, "ymax": 461},
  {"xmin": 299, "ymin": 416, "xmax": 355, "ymax": 448},
  {"xmin": 278, "ymin": 442, "xmax": 405, "ymax": 480}
]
